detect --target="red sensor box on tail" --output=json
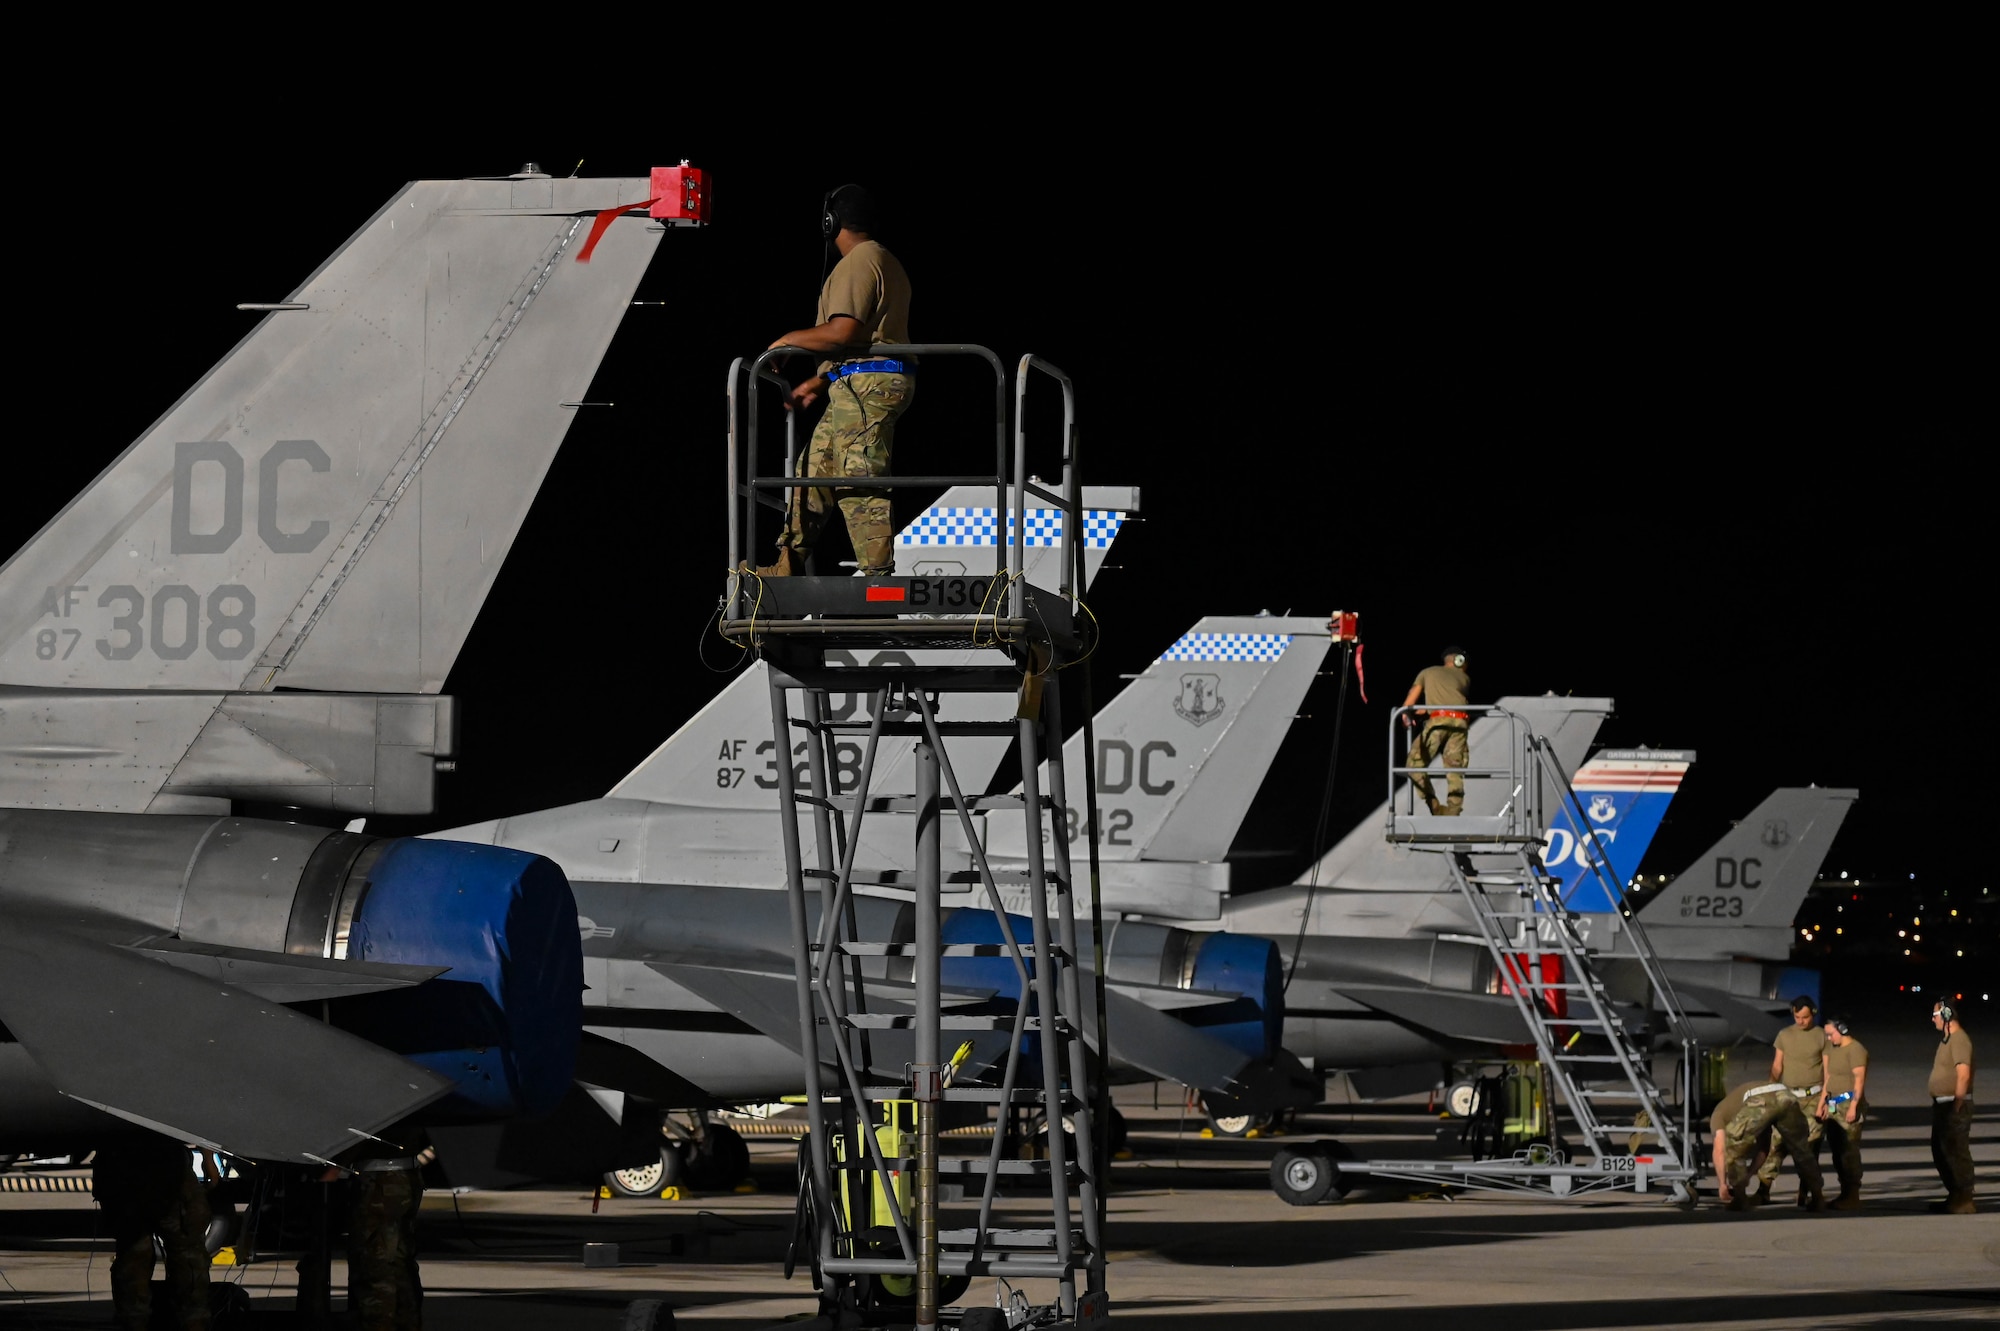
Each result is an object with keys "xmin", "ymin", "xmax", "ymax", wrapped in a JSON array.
[
  {"xmin": 1329, "ymin": 611, "xmax": 1360, "ymax": 642},
  {"xmin": 651, "ymin": 165, "xmax": 709, "ymax": 223}
]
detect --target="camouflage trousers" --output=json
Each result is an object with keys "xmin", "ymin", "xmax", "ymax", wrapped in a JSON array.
[
  {"xmin": 108, "ymin": 1167, "xmax": 211, "ymax": 1331},
  {"xmin": 1931, "ymin": 1097, "xmax": 1975, "ymax": 1198},
  {"xmin": 1755, "ymin": 1092, "xmax": 1825, "ymax": 1189},
  {"xmin": 1407, "ymin": 720, "xmax": 1470, "ymax": 814},
  {"xmin": 1723, "ymin": 1090, "xmax": 1823, "ymax": 1201},
  {"xmin": 779, "ymin": 371, "xmax": 915, "ymax": 575},
  {"xmin": 1821, "ymin": 1107, "xmax": 1865, "ymax": 1193},
  {"xmin": 348, "ymin": 1167, "xmax": 423, "ymax": 1331}
]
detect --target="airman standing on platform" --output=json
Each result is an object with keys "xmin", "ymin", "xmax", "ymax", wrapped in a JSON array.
[
  {"xmin": 1816, "ymin": 1013, "xmax": 1868, "ymax": 1209},
  {"xmin": 1401, "ymin": 647, "xmax": 1471, "ymax": 815},
  {"xmin": 1928, "ymin": 999, "xmax": 1977, "ymax": 1214},
  {"xmin": 754, "ymin": 183, "xmax": 914, "ymax": 579},
  {"xmin": 1760, "ymin": 995, "xmax": 1828, "ymax": 1202},
  {"xmin": 1708, "ymin": 1078, "xmax": 1826, "ymax": 1211}
]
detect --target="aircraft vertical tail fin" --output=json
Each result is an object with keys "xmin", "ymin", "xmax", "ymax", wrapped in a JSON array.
[
  {"xmin": 1, "ymin": 175, "xmax": 663, "ymax": 696},
  {"xmin": 986, "ymin": 616, "xmax": 1334, "ymax": 867},
  {"xmin": 0, "ymin": 174, "xmax": 668, "ymax": 814},
  {"xmin": 1638, "ymin": 787, "xmax": 1858, "ymax": 931},
  {"xmin": 1550, "ymin": 750, "xmax": 1694, "ymax": 911}
]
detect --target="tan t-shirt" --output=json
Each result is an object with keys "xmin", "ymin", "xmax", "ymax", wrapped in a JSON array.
[
  {"xmin": 1774, "ymin": 1024, "xmax": 1827, "ymax": 1090},
  {"xmin": 815, "ymin": 239, "xmax": 911, "ymax": 373},
  {"xmin": 1709, "ymin": 1081, "xmax": 1758, "ymax": 1133},
  {"xmin": 1413, "ymin": 664, "xmax": 1470, "ymax": 709},
  {"xmin": 1929, "ymin": 1029, "xmax": 1975, "ymax": 1098},
  {"xmin": 1825, "ymin": 1037, "xmax": 1868, "ymax": 1099}
]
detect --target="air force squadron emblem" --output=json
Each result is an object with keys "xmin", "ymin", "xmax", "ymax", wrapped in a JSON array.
[
  {"xmin": 1173, "ymin": 673, "xmax": 1224, "ymax": 727},
  {"xmin": 1762, "ymin": 819, "xmax": 1790, "ymax": 847},
  {"xmin": 1587, "ymin": 795, "xmax": 1617, "ymax": 823}
]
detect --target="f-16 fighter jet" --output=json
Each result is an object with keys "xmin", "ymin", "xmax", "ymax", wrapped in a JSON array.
[{"xmin": 0, "ymin": 167, "xmax": 686, "ymax": 1164}]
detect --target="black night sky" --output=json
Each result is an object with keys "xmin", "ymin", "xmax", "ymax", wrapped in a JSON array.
[{"xmin": 4, "ymin": 121, "xmax": 1983, "ymax": 901}]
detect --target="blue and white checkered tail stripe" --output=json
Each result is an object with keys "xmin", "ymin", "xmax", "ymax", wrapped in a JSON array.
[
  {"xmin": 897, "ymin": 507, "xmax": 1128, "ymax": 548},
  {"xmin": 1160, "ymin": 632, "xmax": 1293, "ymax": 663}
]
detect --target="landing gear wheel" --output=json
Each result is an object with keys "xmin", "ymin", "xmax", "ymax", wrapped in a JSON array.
[
  {"xmin": 1026, "ymin": 1112, "xmax": 1081, "ymax": 1171},
  {"xmin": 1444, "ymin": 1080, "xmax": 1479, "ymax": 1118},
  {"xmin": 605, "ymin": 1143, "xmax": 686, "ymax": 1199},
  {"xmin": 683, "ymin": 1122, "xmax": 750, "ymax": 1191},
  {"xmin": 1271, "ymin": 1146, "xmax": 1337, "ymax": 1206},
  {"xmin": 1203, "ymin": 1096, "xmax": 1273, "ymax": 1138}
]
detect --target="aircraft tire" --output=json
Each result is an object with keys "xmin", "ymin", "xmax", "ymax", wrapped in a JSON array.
[
  {"xmin": 605, "ymin": 1144, "xmax": 685, "ymax": 1199},
  {"xmin": 685, "ymin": 1123, "xmax": 751, "ymax": 1190},
  {"xmin": 1204, "ymin": 1102, "xmax": 1273, "ymax": 1138},
  {"xmin": 1444, "ymin": 1080, "xmax": 1479, "ymax": 1118},
  {"xmin": 1270, "ymin": 1146, "xmax": 1336, "ymax": 1207}
]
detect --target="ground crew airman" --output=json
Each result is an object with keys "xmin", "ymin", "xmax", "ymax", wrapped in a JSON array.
[
  {"xmin": 346, "ymin": 1138, "xmax": 429, "ymax": 1331},
  {"xmin": 1757, "ymin": 995, "xmax": 1828, "ymax": 1200},
  {"xmin": 754, "ymin": 183, "xmax": 914, "ymax": 578},
  {"xmin": 92, "ymin": 1131, "xmax": 211, "ymax": 1330},
  {"xmin": 1708, "ymin": 1078, "xmax": 1826, "ymax": 1211},
  {"xmin": 1816, "ymin": 1014, "xmax": 1868, "ymax": 1209},
  {"xmin": 1927, "ymin": 999, "xmax": 1976, "ymax": 1214},
  {"xmin": 1401, "ymin": 647, "xmax": 1471, "ymax": 815}
]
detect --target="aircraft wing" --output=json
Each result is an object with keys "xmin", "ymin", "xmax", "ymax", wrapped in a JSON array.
[{"xmin": 0, "ymin": 914, "xmax": 451, "ymax": 1162}]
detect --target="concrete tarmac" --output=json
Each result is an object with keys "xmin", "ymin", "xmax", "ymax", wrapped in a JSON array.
[{"xmin": 3, "ymin": 1029, "xmax": 1993, "ymax": 1328}]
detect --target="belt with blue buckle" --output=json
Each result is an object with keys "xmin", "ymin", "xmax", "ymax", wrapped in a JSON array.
[{"xmin": 828, "ymin": 359, "xmax": 910, "ymax": 381}]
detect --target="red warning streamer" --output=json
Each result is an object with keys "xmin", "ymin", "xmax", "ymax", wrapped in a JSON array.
[
  {"xmin": 575, "ymin": 198, "xmax": 658, "ymax": 264},
  {"xmin": 1354, "ymin": 641, "xmax": 1368, "ymax": 704}
]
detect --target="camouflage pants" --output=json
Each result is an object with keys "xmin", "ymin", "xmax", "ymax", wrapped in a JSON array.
[
  {"xmin": 1931, "ymin": 1098, "xmax": 1975, "ymax": 1198},
  {"xmin": 1822, "ymin": 1108, "xmax": 1865, "ymax": 1193},
  {"xmin": 1723, "ymin": 1091, "xmax": 1823, "ymax": 1201},
  {"xmin": 348, "ymin": 1167, "xmax": 423, "ymax": 1331},
  {"xmin": 779, "ymin": 371, "xmax": 915, "ymax": 575},
  {"xmin": 1408, "ymin": 720, "xmax": 1470, "ymax": 814},
  {"xmin": 1756, "ymin": 1092, "xmax": 1826, "ymax": 1188},
  {"xmin": 108, "ymin": 1167, "xmax": 211, "ymax": 1331}
]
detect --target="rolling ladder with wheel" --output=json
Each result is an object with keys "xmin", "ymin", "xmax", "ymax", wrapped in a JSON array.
[
  {"xmin": 729, "ymin": 345, "xmax": 1109, "ymax": 1330},
  {"xmin": 1348, "ymin": 706, "xmax": 1703, "ymax": 1203}
]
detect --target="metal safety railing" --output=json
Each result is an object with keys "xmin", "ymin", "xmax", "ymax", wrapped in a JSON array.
[
  {"xmin": 1386, "ymin": 703, "xmax": 1542, "ymax": 843},
  {"xmin": 729, "ymin": 343, "xmax": 1108, "ymax": 1328},
  {"xmin": 725, "ymin": 345, "xmax": 1087, "ymax": 623}
]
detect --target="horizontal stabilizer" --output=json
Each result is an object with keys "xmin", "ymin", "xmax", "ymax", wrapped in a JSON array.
[
  {"xmin": 647, "ymin": 964, "xmax": 808, "ymax": 1056},
  {"xmin": 0, "ymin": 916, "xmax": 451, "ymax": 1162},
  {"xmin": 1336, "ymin": 984, "xmax": 1533, "ymax": 1045},
  {"xmin": 572, "ymin": 1031, "xmax": 721, "ymax": 1108},
  {"xmin": 128, "ymin": 937, "xmax": 447, "ymax": 1003},
  {"xmin": 1675, "ymin": 983, "xmax": 1789, "ymax": 1038},
  {"xmin": 1093, "ymin": 986, "xmax": 1254, "ymax": 1094}
]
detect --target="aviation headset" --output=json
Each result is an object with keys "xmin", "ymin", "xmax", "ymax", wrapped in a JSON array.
[
  {"xmin": 1934, "ymin": 999, "xmax": 1958, "ymax": 1026},
  {"xmin": 1824, "ymin": 1014, "xmax": 1851, "ymax": 1037},
  {"xmin": 1443, "ymin": 645, "xmax": 1467, "ymax": 669},
  {"xmin": 821, "ymin": 183, "xmax": 859, "ymax": 241}
]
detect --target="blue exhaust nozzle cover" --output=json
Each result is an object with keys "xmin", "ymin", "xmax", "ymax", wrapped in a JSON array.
[{"xmin": 346, "ymin": 839, "xmax": 582, "ymax": 1117}]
